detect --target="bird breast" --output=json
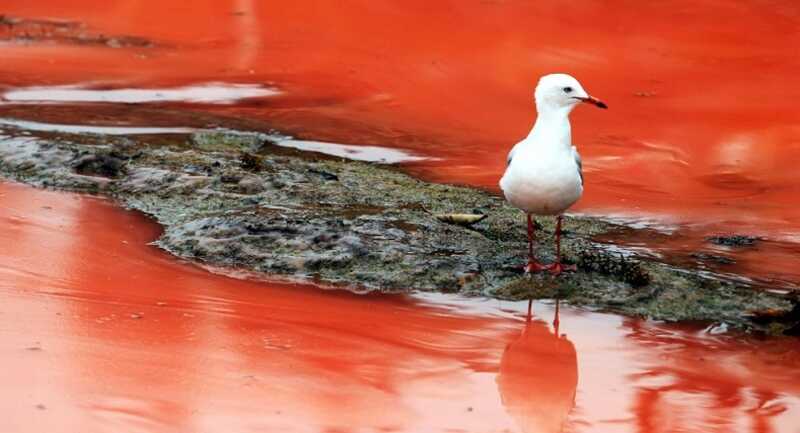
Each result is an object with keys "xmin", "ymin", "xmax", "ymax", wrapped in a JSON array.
[{"xmin": 499, "ymin": 147, "xmax": 583, "ymax": 215}]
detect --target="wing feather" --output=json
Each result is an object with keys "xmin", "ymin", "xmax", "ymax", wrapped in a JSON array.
[
  {"xmin": 572, "ymin": 145, "xmax": 583, "ymax": 185},
  {"xmin": 507, "ymin": 140, "xmax": 524, "ymax": 165}
]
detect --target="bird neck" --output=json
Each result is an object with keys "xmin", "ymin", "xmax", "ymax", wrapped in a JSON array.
[{"xmin": 527, "ymin": 106, "xmax": 573, "ymax": 149}]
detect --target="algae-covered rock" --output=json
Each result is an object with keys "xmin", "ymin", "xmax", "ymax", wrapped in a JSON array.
[
  {"xmin": 190, "ymin": 129, "xmax": 275, "ymax": 152},
  {"xmin": 0, "ymin": 126, "xmax": 796, "ymax": 333}
]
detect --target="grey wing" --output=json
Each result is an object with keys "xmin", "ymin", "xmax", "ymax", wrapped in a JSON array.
[{"xmin": 572, "ymin": 145, "xmax": 583, "ymax": 185}]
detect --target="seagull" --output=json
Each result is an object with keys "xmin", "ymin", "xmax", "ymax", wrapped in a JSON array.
[{"xmin": 500, "ymin": 73, "xmax": 607, "ymax": 275}]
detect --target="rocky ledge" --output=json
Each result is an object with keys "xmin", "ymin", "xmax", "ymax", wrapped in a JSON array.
[{"xmin": 0, "ymin": 123, "xmax": 797, "ymax": 334}]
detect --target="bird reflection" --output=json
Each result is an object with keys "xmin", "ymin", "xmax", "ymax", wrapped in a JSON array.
[{"xmin": 497, "ymin": 300, "xmax": 578, "ymax": 433}]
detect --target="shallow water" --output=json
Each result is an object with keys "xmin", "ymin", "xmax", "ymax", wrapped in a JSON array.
[
  {"xmin": 1, "ymin": 3, "xmax": 800, "ymax": 430},
  {"xmin": 1, "ymin": 0, "xmax": 799, "ymax": 286},
  {"xmin": 2, "ymin": 181, "xmax": 799, "ymax": 432}
]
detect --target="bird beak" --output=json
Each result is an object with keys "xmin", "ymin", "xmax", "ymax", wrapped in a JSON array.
[{"xmin": 579, "ymin": 95, "xmax": 608, "ymax": 109}]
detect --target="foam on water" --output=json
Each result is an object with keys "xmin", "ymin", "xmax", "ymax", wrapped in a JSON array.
[
  {"xmin": 0, "ymin": 118, "xmax": 197, "ymax": 135},
  {"xmin": 275, "ymin": 139, "xmax": 432, "ymax": 164},
  {"xmin": 2, "ymin": 83, "xmax": 278, "ymax": 104},
  {"xmin": 0, "ymin": 118, "xmax": 430, "ymax": 164}
]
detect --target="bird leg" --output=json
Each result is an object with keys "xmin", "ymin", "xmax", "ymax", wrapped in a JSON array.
[
  {"xmin": 526, "ymin": 298, "xmax": 533, "ymax": 322},
  {"xmin": 553, "ymin": 298, "xmax": 560, "ymax": 334},
  {"xmin": 524, "ymin": 213, "xmax": 547, "ymax": 273},
  {"xmin": 548, "ymin": 215, "xmax": 577, "ymax": 275}
]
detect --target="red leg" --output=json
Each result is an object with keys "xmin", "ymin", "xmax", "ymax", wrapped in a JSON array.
[
  {"xmin": 526, "ymin": 299, "xmax": 533, "ymax": 322},
  {"xmin": 527, "ymin": 213, "xmax": 534, "ymax": 259},
  {"xmin": 553, "ymin": 298, "xmax": 560, "ymax": 334},
  {"xmin": 549, "ymin": 215, "xmax": 577, "ymax": 275},
  {"xmin": 524, "ymin": 213, "xmax": 547, "ymax": 273}
]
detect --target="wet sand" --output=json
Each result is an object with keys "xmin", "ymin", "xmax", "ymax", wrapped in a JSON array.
[{"xmin": 2, "ymin": 181, "xmax": 800, "ymax": 432}]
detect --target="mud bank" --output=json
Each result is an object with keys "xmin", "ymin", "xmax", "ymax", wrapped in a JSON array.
[
  {"xmin": 0, "ymin": 123, "xmax": 795, "ymax": 333},
  {"xmin": 0, "ymin": 14, "xmax": 153, "ymax": 48}
]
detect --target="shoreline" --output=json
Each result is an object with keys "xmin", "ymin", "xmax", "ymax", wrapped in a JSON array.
[{"xmin": 0, "ymin": 122, "xmax": 797, "ymax": 334}]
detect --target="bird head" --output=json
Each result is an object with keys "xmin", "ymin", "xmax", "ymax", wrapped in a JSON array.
[{"xmin": 534, "ymin": 73, "xmax": 607, "ymax": 113}]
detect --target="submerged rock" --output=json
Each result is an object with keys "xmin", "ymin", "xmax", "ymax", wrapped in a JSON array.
[
  {"xmin": 72, "ymin": 152, "xmax": 128, "ymax": 178},
  {"xmin": 0, "ymin": 126, "xmax": 795, "ymax": 333},
  {"xmin": 690, "ymin": 252, "xmax": 736, "ymax": 265},
  {"xmin": 706, "ymin": 235, "xmax": 760, "ymax": 247}
]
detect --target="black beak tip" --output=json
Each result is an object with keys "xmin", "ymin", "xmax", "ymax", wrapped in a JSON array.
[{"xmin": 597, "ymin": 101, "xmax": 608, "ymax": 109}]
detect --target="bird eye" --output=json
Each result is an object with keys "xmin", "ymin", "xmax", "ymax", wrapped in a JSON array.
[{"xmin": 563, "ymin": 86, "xmax": 573, "ymax": 93}]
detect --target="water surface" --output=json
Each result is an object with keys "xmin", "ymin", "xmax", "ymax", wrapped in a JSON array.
[
  {"xmin": 1, "ymin": 0, "xmax": 798, "ymax": 286},
  {"xmin": 2, "ymin": 181, "xmax": 799, "ymax": 432},
  {"xmin": 1, "ymin": 4, "xmax": 800, "ymax": 430}
]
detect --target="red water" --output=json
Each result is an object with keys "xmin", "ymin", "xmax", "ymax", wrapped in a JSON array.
[
  {"xmin": 1, "ymin": 0, "xmax": 799, "ymax": 286},
  {"xmin": 2, "ymin": 4, "xmax": 800, "ymax": 429},
  {"xmin": 2, "ymin": 181, "xmax": 800, "ymax": 432}
]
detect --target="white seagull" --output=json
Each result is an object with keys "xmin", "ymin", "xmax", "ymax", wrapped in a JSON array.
[{"xmin": 500, "ymin": 73, "xmax": 607, "ymax": 274}]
